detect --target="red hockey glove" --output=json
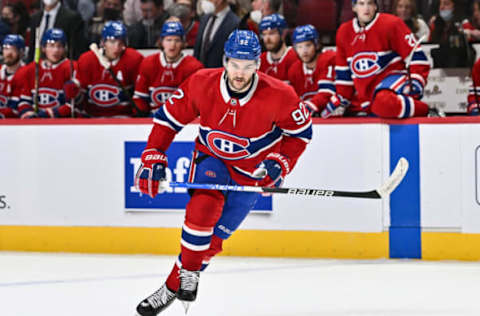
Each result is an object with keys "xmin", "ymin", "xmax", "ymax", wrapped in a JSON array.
[
  {"xmin": 252, "ymin": 153, "xmax": 291, "ymax": 188},
  {"xmin": 402, "ymin": 78, "xmax": 424, "ymax": 100},
  {"xmin": 321, "ymin": 94, "xmax": 350, "ymax": 118},
  {"xmin": 468, "ymin": 103, "xmax": 480, "ymax": 116},
  {"xmin": 135, "ymin": 149, "xmax": 169, "ymax": 198},
  {"xmin": 63, "ymin": 80, "xmax": 80, "ymax": 100}
]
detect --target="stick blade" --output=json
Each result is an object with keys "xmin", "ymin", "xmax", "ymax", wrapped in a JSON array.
[{"xmin": 376, "ymin": 157, "xmax": 409, "ymax": 198}]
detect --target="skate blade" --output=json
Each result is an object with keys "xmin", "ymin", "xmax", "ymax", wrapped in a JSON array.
[{"xmin": 181, "ymin": 301, "xmax": 191, "ymax": 314}]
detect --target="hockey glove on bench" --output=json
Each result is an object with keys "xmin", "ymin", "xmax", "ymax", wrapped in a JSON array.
[{"xmin": 135, "ymin": 149, "xmax": 169, "ymax": 198}]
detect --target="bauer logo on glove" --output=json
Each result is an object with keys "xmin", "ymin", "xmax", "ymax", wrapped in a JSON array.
[{"xmin": 135, "ymin": 148, "xmax": 169, "ymax": 198}]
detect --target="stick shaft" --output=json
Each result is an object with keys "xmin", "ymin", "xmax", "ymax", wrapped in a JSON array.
[{"xmin": 169, "ymin": 182, "xmax": 381, "ymax": 199}]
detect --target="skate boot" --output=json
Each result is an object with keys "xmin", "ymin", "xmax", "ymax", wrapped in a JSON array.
[
  {"xmin": 136, "ymin": 284, "xmax": 176, "ymax": 316},
  {"xmin": 176, "ymin": 269, "xmax": 200, "ymax": 313}
]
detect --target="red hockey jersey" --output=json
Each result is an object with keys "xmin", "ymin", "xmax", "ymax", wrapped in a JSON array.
[
  {"xmin": 16, "ymin": 59, "xmax": 77, "ymax": 118},
  {"xmin": 335, "ymin": 13, "xmax": 430, "ymax": 113},
  {"xmin": 134, "ymin": 52, "xmax": 203, "ymax": 114},
  {"xmin": 287, "ymin": 50, "xmax": 336, "ymax": 113},
  {"xmin": 77, "ymin": 47, "xmax": 143, "ymax": 117},
  {"xmin": 468, "ymin": 57, "xmax": 480, "ymax": 114},
  {"xmin": 146, "ymin": 68, "xmax": 312, "ymax": 185},
  {"xmin": 259, "ymin": 47, "xmax": 298, "ymax": 82},
  {"xmin": 0, "ymin": 63, "xmax": 24, "ymax": 118}
]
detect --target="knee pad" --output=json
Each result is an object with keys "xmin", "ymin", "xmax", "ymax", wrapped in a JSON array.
[
  {"xmin": 371, "ymin": 90, "xmax": 415, "ymax": 118},
  {"xmin": 185, "ymin": 189, "xmax": 225, "ymax": 228},
  {"xmin": 214, "ymin": 191, "xmax": 259, "ymax": 239}
]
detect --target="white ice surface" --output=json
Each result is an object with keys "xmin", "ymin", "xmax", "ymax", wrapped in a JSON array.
[{"xmin": 1, "ymin": 252, "xmax": 479, "ymax": 316}]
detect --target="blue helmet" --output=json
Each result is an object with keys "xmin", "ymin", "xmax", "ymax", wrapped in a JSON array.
[
  {"xmin": 160, "ymin": 21, "xmax": 185, "ymax": 38},
  {"xmin": 41, "ymin": 28, "xmax": 67, "ymax": 46},
  {"xmin": 258, "ymin": 13, "xmax": 287, "ymax": 33},
  {"xmin": 224, "ymin": 29, "xmax": 261, "ymax": 60},
  {"xmin": 2, "ymin": 34, "xmax": 25, "ymax": 51},
  {"xmin": 352, "ymin": 0, "xmax": 377, "ymax": 5},
  {"xmin": 102, "ymin": 20, "xmax": 127, "ymax": 41},
  {"xmin": 292, "ymin": 24, "xmax": 319, "ymax": 45}
]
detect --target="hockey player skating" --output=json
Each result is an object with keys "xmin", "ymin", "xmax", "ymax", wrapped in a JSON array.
[
  {"xmin": 288, "ymin": 24, "xmax": 336, "ymax": 116},
  {"xmin": 134, "ymin": 29, "xmax": 312, "ymax": 315},
  {"xmin": 16, "ymin": 29, "xmax": 80, "ymax": 119},
  {"xmin": 322, "ymin": 0, "xmax": 431, "ymax": 118},
  {"xmin": 0, "ymin": 34, "xmax": 26, "ymax": 119},
  {"xmin": 258, "ymin": 13, "xmax": 298, "ymax": 82},
  {"xmin": 133, "ymin": 21, "xmax": 203, "ymax": 115},
  {"xmin": 77, "ymin": 20, "xmax": 144, "ymax": 117}
]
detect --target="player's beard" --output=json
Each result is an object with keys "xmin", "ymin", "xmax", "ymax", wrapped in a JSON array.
[
  {"xmin": 3, "ymin": 55, "xmax": 19, "ymax": 67},
  {"xmin": 228, "ymin": 75, "xmax": 253, "ymax": 92},
  {"xmin": 270, "ymin": 39, "xmax": 284, "ymax": 54}
]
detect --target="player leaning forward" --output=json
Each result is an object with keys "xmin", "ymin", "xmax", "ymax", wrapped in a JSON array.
[
  {"xmin": 322, "ymin": 0, "xmax": 431, "ymax": 118},
  {"xmin": 134, "ymin": 30, "xmax": 312, "ymax": 315}
]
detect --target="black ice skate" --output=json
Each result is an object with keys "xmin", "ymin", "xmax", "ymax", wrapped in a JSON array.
[
  {"xmin": 176, "ymin": 269, "xmax": 200, "ymax": 314},
  {"xmin": 136, "ymin": 284, "xmax": 176, "ymax": 316}
]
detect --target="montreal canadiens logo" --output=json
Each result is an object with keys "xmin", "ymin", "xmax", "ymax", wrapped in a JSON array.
[
  {"xmin": 206, "ymin": 131, "xmax": 250, "ymax": 160},
  {"xmin": 351, "ymin": 52, "xmax": 381, "ymax": 78},
  {"xmin": 151, "ymin": 87, "xmax": 177, "ymax": 108},
  {"xmin": 38, "ymin": 88, "xmax": 60, "ymax": 108},
  {"xmin": 89, "ymin": 84, "xmax": 120, "ymax": 107}
]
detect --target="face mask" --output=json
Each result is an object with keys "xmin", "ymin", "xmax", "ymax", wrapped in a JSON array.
[
  {"xmin": 201, "ymin": 0, "xmax": 215, "ymax": 15},
  {"xmin": 42, "ymin": 0, "xmax": 57, "ymax": 6},
  {"xmin": 103, "ymin": 8, "xmax": 121, "ymax": 21},
  {"xmin": 439, "ymin": 9, "xmax": 453, "ymax": 21},
  {"xmin": 250, "ymin": 10, "xmax": 262, "ymax": 24},
  {"xmin": 2, "ymin": 17, "xmax": 12, "ymax": 26}
]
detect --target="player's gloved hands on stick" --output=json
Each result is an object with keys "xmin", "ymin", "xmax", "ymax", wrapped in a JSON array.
[
  {"xmin": 253, "ymin": 153, "xmax": 291, "ymax": 188},
  {"xmin": 63, "ymin": 80, "xmax": 81, "ymax": 100},
  {"xmin": 135, "ymin": 149, "xmax": 169, "ymax": 198},
  {"xmin": 321, "ymin": 94, "xmax": 350, "ymax": 118},
  {"xmin": 402, "ymin": 78, "xmax": 424, "ymax": 99}
]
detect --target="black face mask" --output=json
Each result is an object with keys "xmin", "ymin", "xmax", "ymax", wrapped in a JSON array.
[
  {"xmin": 2, "ymin": 17, "xmax": 12, "ymax": 26},
  {"xmin": 103, "ymin": 8, "xmax": 121, "ymax": 21}
]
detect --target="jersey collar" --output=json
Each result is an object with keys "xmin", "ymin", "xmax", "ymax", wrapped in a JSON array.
[
  {"xmin": 353, "ymin": 12, "xmax": 379, "ymax": 33},
  {"xmin": 220, "ymin": 70, "xmax": 259, "ymax": 106},
  {"xmin": 159, "ymin": 51, "xmax": 185, "ymax": 68},
  {"xmin": 266, "ymin": 46, "xmax": 292, "ymax": 64}
]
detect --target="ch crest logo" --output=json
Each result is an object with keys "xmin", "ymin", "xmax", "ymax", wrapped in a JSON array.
[
  {"xmin": 206, "ymin": 131, "xmax": 250, "ymax": 160},
  {"xmin": 89, "ymin": 84, "xmax": 121, "ymax": 107},
  {"xmin": 37, "ymin": 88, "xmax": 60, "ymax": 108},
  {"xmin": 151, "ymin": 86, "xmax": 177, "ymax": 108},
  {"xmin": 351, "ymin": 52, "xmax": 381, "ymax": 78}
]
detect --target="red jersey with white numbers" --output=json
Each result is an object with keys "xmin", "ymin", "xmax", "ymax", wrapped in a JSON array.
[
  {"xmin": 77, "ymin": 48, "xmax": 143, "ymax": 117},
  {"xmin": 288, "ymin": 50, "xmax": 336, "ymax": 113},
  {"xmin": 134, "ymin": 52, "xmax": 203, "ymax": 114},
  {"xmin": 259, "ymin": 47, "xmax": 298, "ymax": 82},
  {"xmin": 335, "ymin": 13, "xmax": 430, "ymax": 112},
  {"xmin": 147, "ymin": 68, "xmax": 312, "ymax": 185}
]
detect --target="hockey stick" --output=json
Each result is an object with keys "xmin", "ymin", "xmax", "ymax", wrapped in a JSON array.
[
  {"xmin": 89, "ymin": 43, "xmax": 148, "ymax": 117},
  {"xmin": 69, "ymin": 37, "xmax": 76, "ymax": 118},
  {"xmin": 405, "ymin": 34, "xmax": 426, "ymax": 95},
  {"xmin": 33, "ymin": 27, "xmax": 41, "ymax": 113},
  {"xmin": 169, "ymin": 157, "xmax": 409, "ymax": 199}
]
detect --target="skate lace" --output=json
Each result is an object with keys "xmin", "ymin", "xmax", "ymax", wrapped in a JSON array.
[
  {"xmin": 179, "ymin": 269, "xmax": 199, "ymax": 291},
  {"xmin": 147, "ymin": 286, "xmax": 175, "ymax": 309}
]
